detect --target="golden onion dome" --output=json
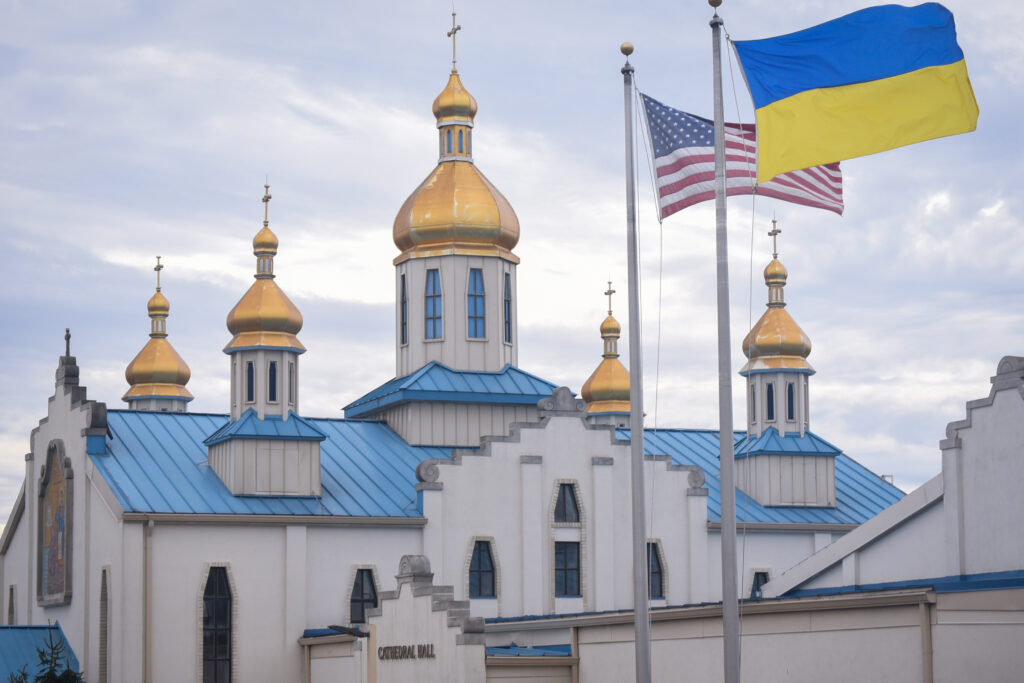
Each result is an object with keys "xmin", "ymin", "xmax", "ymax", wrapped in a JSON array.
[
  {"xmin": 582, "ymin": 309, "xmax": 631, "ymax": 413},
  {"xmin": 740, "ymin": 254, "xmax": 814, "ymax": 375},
  {"xmin": 393, "ymin": 68, "xmax": 519, "ymax": 265},
  {"xmin": 123, "ymin": 261, "xmax": 193, "ymax": 402},
  {"xmin": 224, "ymin": 186, "xmax": 306, "ymax": 354}
]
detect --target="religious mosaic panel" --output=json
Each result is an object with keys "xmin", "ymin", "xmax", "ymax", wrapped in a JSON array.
[{"xmin": 37, "ymin": 439, "xmax": 73, "ymax": 606}]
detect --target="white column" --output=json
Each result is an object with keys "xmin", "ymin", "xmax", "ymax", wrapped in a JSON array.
[
  {"xmin": 591, "ymin": 457, "xmax": 615, "ymax": 611},
  {"xmin": 284, "ymin": 526, "xmax": 307, "ymax": 676},
  {"xmin": 687, "ymin": 490, "xmax": 709, "ymax": 603},
  {"xmin": 519, "ymin": 456, "xmax": 543, "ymax": 615}
]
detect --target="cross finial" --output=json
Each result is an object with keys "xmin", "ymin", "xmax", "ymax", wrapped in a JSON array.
[
  {"xmin": 604, "ymin": 281, "xmax": 616, "ymax": 316},
  {"xmin": 447, "ymin": 12, "xmax": 461, "ymax": 72},
  {"xmin": 768, "ymin": 217, "xmax": 781, "ymax": 259},
  {"xmin": 262, "ymin": 182, "xmax": 272, "ymax": 228},
  {"xmin": 64, "ymin": 328, "xmax": 70, "ymax": 357},
  {"xmin": 154, "ymin": 255, "xmax": 163, "ymax": 291}
]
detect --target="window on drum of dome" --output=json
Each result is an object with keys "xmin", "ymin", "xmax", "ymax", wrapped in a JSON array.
[
  {"xmin": 750, "ymin": 385, "xmax": 756, "ymax": 422},
  {"xmin": 766, "ymin": 382, "xmax": 775, "ymax": 422},
  {"xmin": 268, "ymin": 361, "xmax": 278, "ymax": 403},
  {"xmin": 446, "ymin": 130, "xmax": 452, "ymax": 154},
  {"xmin": 400, "ymin": 274, "xmax": 408, "ymax": 345},
  {"xmin": 554, "ymin": 483, "xmax": 579, "ymax": 524},
  {"xmin": 425, "ymin": 270, "xmax": 443, "ymax": 339},
  {"xmin": 503, "ymin": 273, "xmax": 512, "ymax": 343},
  {"xmin": 554, "ymin": 542, "xmax": 580, "ymax": 597},
  {"xmin": 288, "ymin": 362, "xmax": 295, "ymax": 406},
  {"xmin": 202, "ymin": 567, "xmax": 231, "ymax": 683},
  {"xmin": 245, "ymin": 362, "xmax": 254, "ymax": 403},
  {"xmin": 458, "ymin": 129, "xmax": 464, "ymax": 153},
  {"xmin": 787, "ymin": 382, "xmax": 795, "ymax": 421},
  {"xmin": 648, "ymin": 543, "xmax": 664, "ymax": 599},
  {"xmin": 350, "ymin": 569, "xmax": 377, "ymax": 624},
  {"xmin": 469, "ymin": 541, "xmax": 495, "ymax": 598},
  {"xmin": 467, "ymin": 269, "xmax": 485, "ymax": 338}
]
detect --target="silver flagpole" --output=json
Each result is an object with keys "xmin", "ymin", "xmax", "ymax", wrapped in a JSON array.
[
  {"xmin": 620, "ymin": 42, "xmax": 652, "ymax": 683},
  {"xmin": 710, "ymin": 2, "xmax": 741, "ymax": 682}
]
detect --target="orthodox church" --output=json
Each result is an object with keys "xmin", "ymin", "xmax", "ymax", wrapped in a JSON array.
[{"xmin": 10, "ymin": 52, "xmax": 1020, "ymax": 683}]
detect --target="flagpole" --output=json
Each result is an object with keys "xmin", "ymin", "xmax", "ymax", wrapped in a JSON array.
[
  {"xmin": 710, "ymin": 2, "xmax": 741, "ymax": 682},
  {"xmin": 620, "ymin": 42, "xmax": 652, "ymax": 683}
]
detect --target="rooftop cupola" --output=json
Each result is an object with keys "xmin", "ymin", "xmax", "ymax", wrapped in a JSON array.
[
  {"xmin": 581, "ymin": 283, "xmax": 631, "ymax": 423},
  {"xmin": 391, "ymin": 15, "xmax": 520, "ymax": 376},
  {"xmin": 740, "ymin": 221, "xmax": 815, "ymax": 438},
  {"xmin": 223, "ymin": 185, "xmax": 305, "ymax": 420},
  {"xmin": 123, "ymin": 257, "xmax": 193, "ymax": 412}
]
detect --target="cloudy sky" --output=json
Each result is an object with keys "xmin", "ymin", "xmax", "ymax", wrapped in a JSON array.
[{"xmin": 1, "ymin": 0, "xmax": 1021, "ymax": 516}]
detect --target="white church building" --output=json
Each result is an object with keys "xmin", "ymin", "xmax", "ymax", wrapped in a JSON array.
[{"xmin": 3, "ymin": 57, "xmax": 1021, "ymax": 683}]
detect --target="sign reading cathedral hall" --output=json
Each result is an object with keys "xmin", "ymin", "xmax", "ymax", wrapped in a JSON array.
[{"xmin": 378, "ymin": 643, "xmax": 436, "ymax": 660}]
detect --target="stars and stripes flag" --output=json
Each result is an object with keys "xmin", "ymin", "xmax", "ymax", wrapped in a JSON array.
[{"xmin": 639, "ymin": 93, "xmax": 844, "ymax": 219}]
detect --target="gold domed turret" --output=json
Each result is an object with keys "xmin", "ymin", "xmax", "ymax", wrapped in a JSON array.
[
  {"xmin": 123, "ymin": 257, "xmax": 193, "ymax": 403},
  {"xmin": 740, "ymin": 221, "xmax": 814, "ymax": 374},
  {"xmin": 224, "ymin": 185, "xmax": 305, "ymax": 353},
  {"xmin": 392, "ymin": 15, "xmax": 520, "ymax": 265},
  {"xmin": 581, "ymin": 283, "xmax": 631, "ymax": 413}
]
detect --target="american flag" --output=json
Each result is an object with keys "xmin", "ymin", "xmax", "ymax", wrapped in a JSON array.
[{"xmin": 639, "ymin": 93, "xmax": 844, "ymax": 219}]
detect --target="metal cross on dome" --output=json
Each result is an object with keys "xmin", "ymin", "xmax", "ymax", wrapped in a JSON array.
[
  {"xmin": 154, "ymin": 255, "xmax": 163, "ymax": 291},
  {"xmin": 769, "ymin": 218, "xmax": 781, "ymax": 259},
  {"xmin": 605, "ymin": 281, "xmax": 616, "ymax": 316},
  {"xmin": 262, "ymin": 182, "xmax": 272, "ymax": 228},
  {"xmin": 447, "ymin": 12, "xmax": 461, "ymax": 71}
]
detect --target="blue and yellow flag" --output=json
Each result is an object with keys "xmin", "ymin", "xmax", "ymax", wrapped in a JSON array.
[{"xmin": 734, "ymin": 3, "xmax": 979, "ymax": 183}]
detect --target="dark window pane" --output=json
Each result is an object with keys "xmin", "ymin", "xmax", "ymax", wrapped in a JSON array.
[
  {"xmin": 469, "ymin": 542, "xmax": 495, "ymax": 597},
  {"xmin": 766, "ymin": 383, "xmax": 775, "ymax": 421},
  {"xmin": 554, "ymin": 542, "xmax": 580, "ymax": 597},
  {"xmin": 351, "ymin": 569, "xmax": 378, "ymax": 623},
  {"xmin": 554, "ymin": 484, "xmax": 579, "ymax": 523}
]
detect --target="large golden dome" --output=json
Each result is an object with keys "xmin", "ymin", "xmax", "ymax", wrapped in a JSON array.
[
  {"xmin": 393, "ymin": 69, "xmax": 520, "ymax": 265},
  {"xmin": 224, "ymin": 189, "xmax": 306, "ymax": 353},
  {"xmin": 740, "ymin": 257, "xmax": 814, "ymax": 374},
  {"xmin": 581, "ymin": 312, "xmax": 631, "ymax": 414},
  {"xmin": 123, "ymin": 266, "xmax": 193, "ymax": 402}
]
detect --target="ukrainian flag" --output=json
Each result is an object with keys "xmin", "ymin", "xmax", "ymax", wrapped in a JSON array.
[{"xmin": 734, "ymin": 3, "xmax": 979, "ymax": 183}]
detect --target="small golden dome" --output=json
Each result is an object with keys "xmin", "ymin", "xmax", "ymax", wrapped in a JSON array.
[
  {"xmin": 147, "ymin": 290, "xmax": 169, "ymax": 316},
  {"xmin": 740, "ymin": 255, "xmax": 814, "ymax": 374},
  {"xmin": 253, "ymin": 225, "xmax": 279, "ymax": 254},
  {"xmin": 432, "ymin": 71, "xmax": 478, "ymax": 123},
  {"xmin": 582, "ymin": 310, "xmax": 630, "ymax": 413},
  {"xmin": 123, "ymin": 263, "xmax": 193, "ymax": 402}
]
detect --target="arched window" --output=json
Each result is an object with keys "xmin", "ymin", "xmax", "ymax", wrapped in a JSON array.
[
  {"xmin": 288, "ymin": 361, "xmax": 295, "ymax": 406},
  {"xmin": 554, "ymin": 483, "xmax": 579, "ymax": 524},
  {"xmin": 647, "ymin": 543, "xmax": 664, "ymax": 599},
  {"xmin": 786, "ymin": 382, "xmax": 795, "ymax": 421},
  {"xmin": 425, "ymin": 269, "xmax": 443, "ymax": 339},
  {"xmin": 350, "ymin": 569, "xmax": 378, "ymax": 624},
  {"xmin": 467, "ymin": 269, "xmax": 485, "ymax": 338},
  {"xmin": 400, "ymin": 274, "xmax": 408, "ymax": 345},
  {"xmin": 202, "ymin": 567, "xmax": 231, "ymax": 683},
  {"xmin": 268, "ymin": 361, "xmax": 278, "ymax": 403},
  {"xmin": 750, "ymin": 570, "xmax": 770, "ymax": 599},
  {"xmin": 766, "ymin": 382, "xmax": 775, "ymax": 422},
  {"xmin": 446, "ymin": 129, "xmax": 452, "ymax": 154},
  {"xmin": 503, "ymin": 273, "xmax": 512, "ymax": 343},
  {"xmin": 245, "ymin": 361, "xmax": 255, "ymax": 403},
  {"xmin": 469, "ymin": 541, "xmax": 495, "ymax": 597},
  {"xmin": 750, "ymin": 385, "xmax": 756, "ymax": 422},
  {"xmin": 458, "ymin": 129, "xmax": 464, "ymax": 153}
]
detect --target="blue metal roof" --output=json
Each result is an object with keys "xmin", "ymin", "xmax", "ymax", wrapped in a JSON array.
[
  {"xmin": 486, "ymin": 643, "xmax": 572, "ymax": 657},
  {"xmin": 344, "ymin": 362, "xmax": 558, "ymax": 418},
  {"xmin": 93, "ymin": 410, "xmax": 452, "ymax": 517},
  {"xmin": 203, "ymin": 409, "xmax": 326, "ymax": 446},
  {"xmin": 0, "ymin": 623, "xmax": 78, "ymax": 679},
  {"xmin": 783, "ymin": 569, "xmax": 1024, "ymax": 599},
  {"xmin": 620, "ymin": 428, "xmax": 904, "ymax": 525},
  {"xmin": 735, "ymin": 427, "xmax": 841, "ymax": 458}
]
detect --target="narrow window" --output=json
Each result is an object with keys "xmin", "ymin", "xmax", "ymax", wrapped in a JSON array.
[
  {"xmin": 786, "ymin": 382, "xmax": 795, "ymax": 421},
  {"xmin": 99, "ymin": 570, "xmax": 109, "ymax": 683},
  {"xmin": 750, "ymin": 571, "xmax": 770, "ymax": 599},
  {"xmin": 469, "ymin": 541, "xmax": 495, "ymax": 597},
  {"xmin": 268, "ymin": 361, "xmax": 278, "ymax": 402},
  {"xmin": 446, "ymin": 129, "xmax": 452, "ymax": 154},
  {"xmin": 467, "ymin": 268, "xmax": 485, "ymax": 338},
  {"xmin": 6, "ymin": 585, "xmax": 13, "ymax": 625},
  {"xmin": 400, "ymin": 274, "xmax": 408, "ymax": 345},
  {"xmin": 288, "ymin": 362, "xmax": 295, "ymax": 406},
  {"xmin": 467, "ymin": 131, "xmax": 472, "ymax": 155},
  {"xmin": 750, "ymin": 385, "xmax": 756, "ymax": 421},
  {"xmin": 245, "ymin": 362, "xmax": 254, "ymax": 403},
  {"xmin": 350, "ymin": 569, "xmax": 377, "ymax": 624},
  {"xmin": 647, "ymin": 543, "xmax": 664, "ymax": 599},
  {"xmin": 503, "ymin": 273, "xmax": 512, "ymax": 343},
  {"xmin": 425, "ymin": 269, "xmax": 443, "ymax": 339},
  {"xmin": 458, "ymin": 129, "xmax": 464, "ymax": 153},
  {"xmin": 554, "ymin": 542, "xmax": 581, "ymax": 597},
  {"xmin": 766, "ymin": 383, "xmax": 775, "ymax": 422},
  {"xmin": 554, "ymin": 483, "xmax": 579, "ymax": 523},
  {"xmin": 203, "ymin": 567, "xmax": 231, "ymax": 683}
]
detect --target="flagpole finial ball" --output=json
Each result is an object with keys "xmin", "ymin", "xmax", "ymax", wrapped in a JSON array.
[
  {"xmin": 620, "ymin": 42, "xmax": 634, "ymax": 56},
  {"xmin": 709, "ymin": 0, "xmax": 722, "ymax": 7}
]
